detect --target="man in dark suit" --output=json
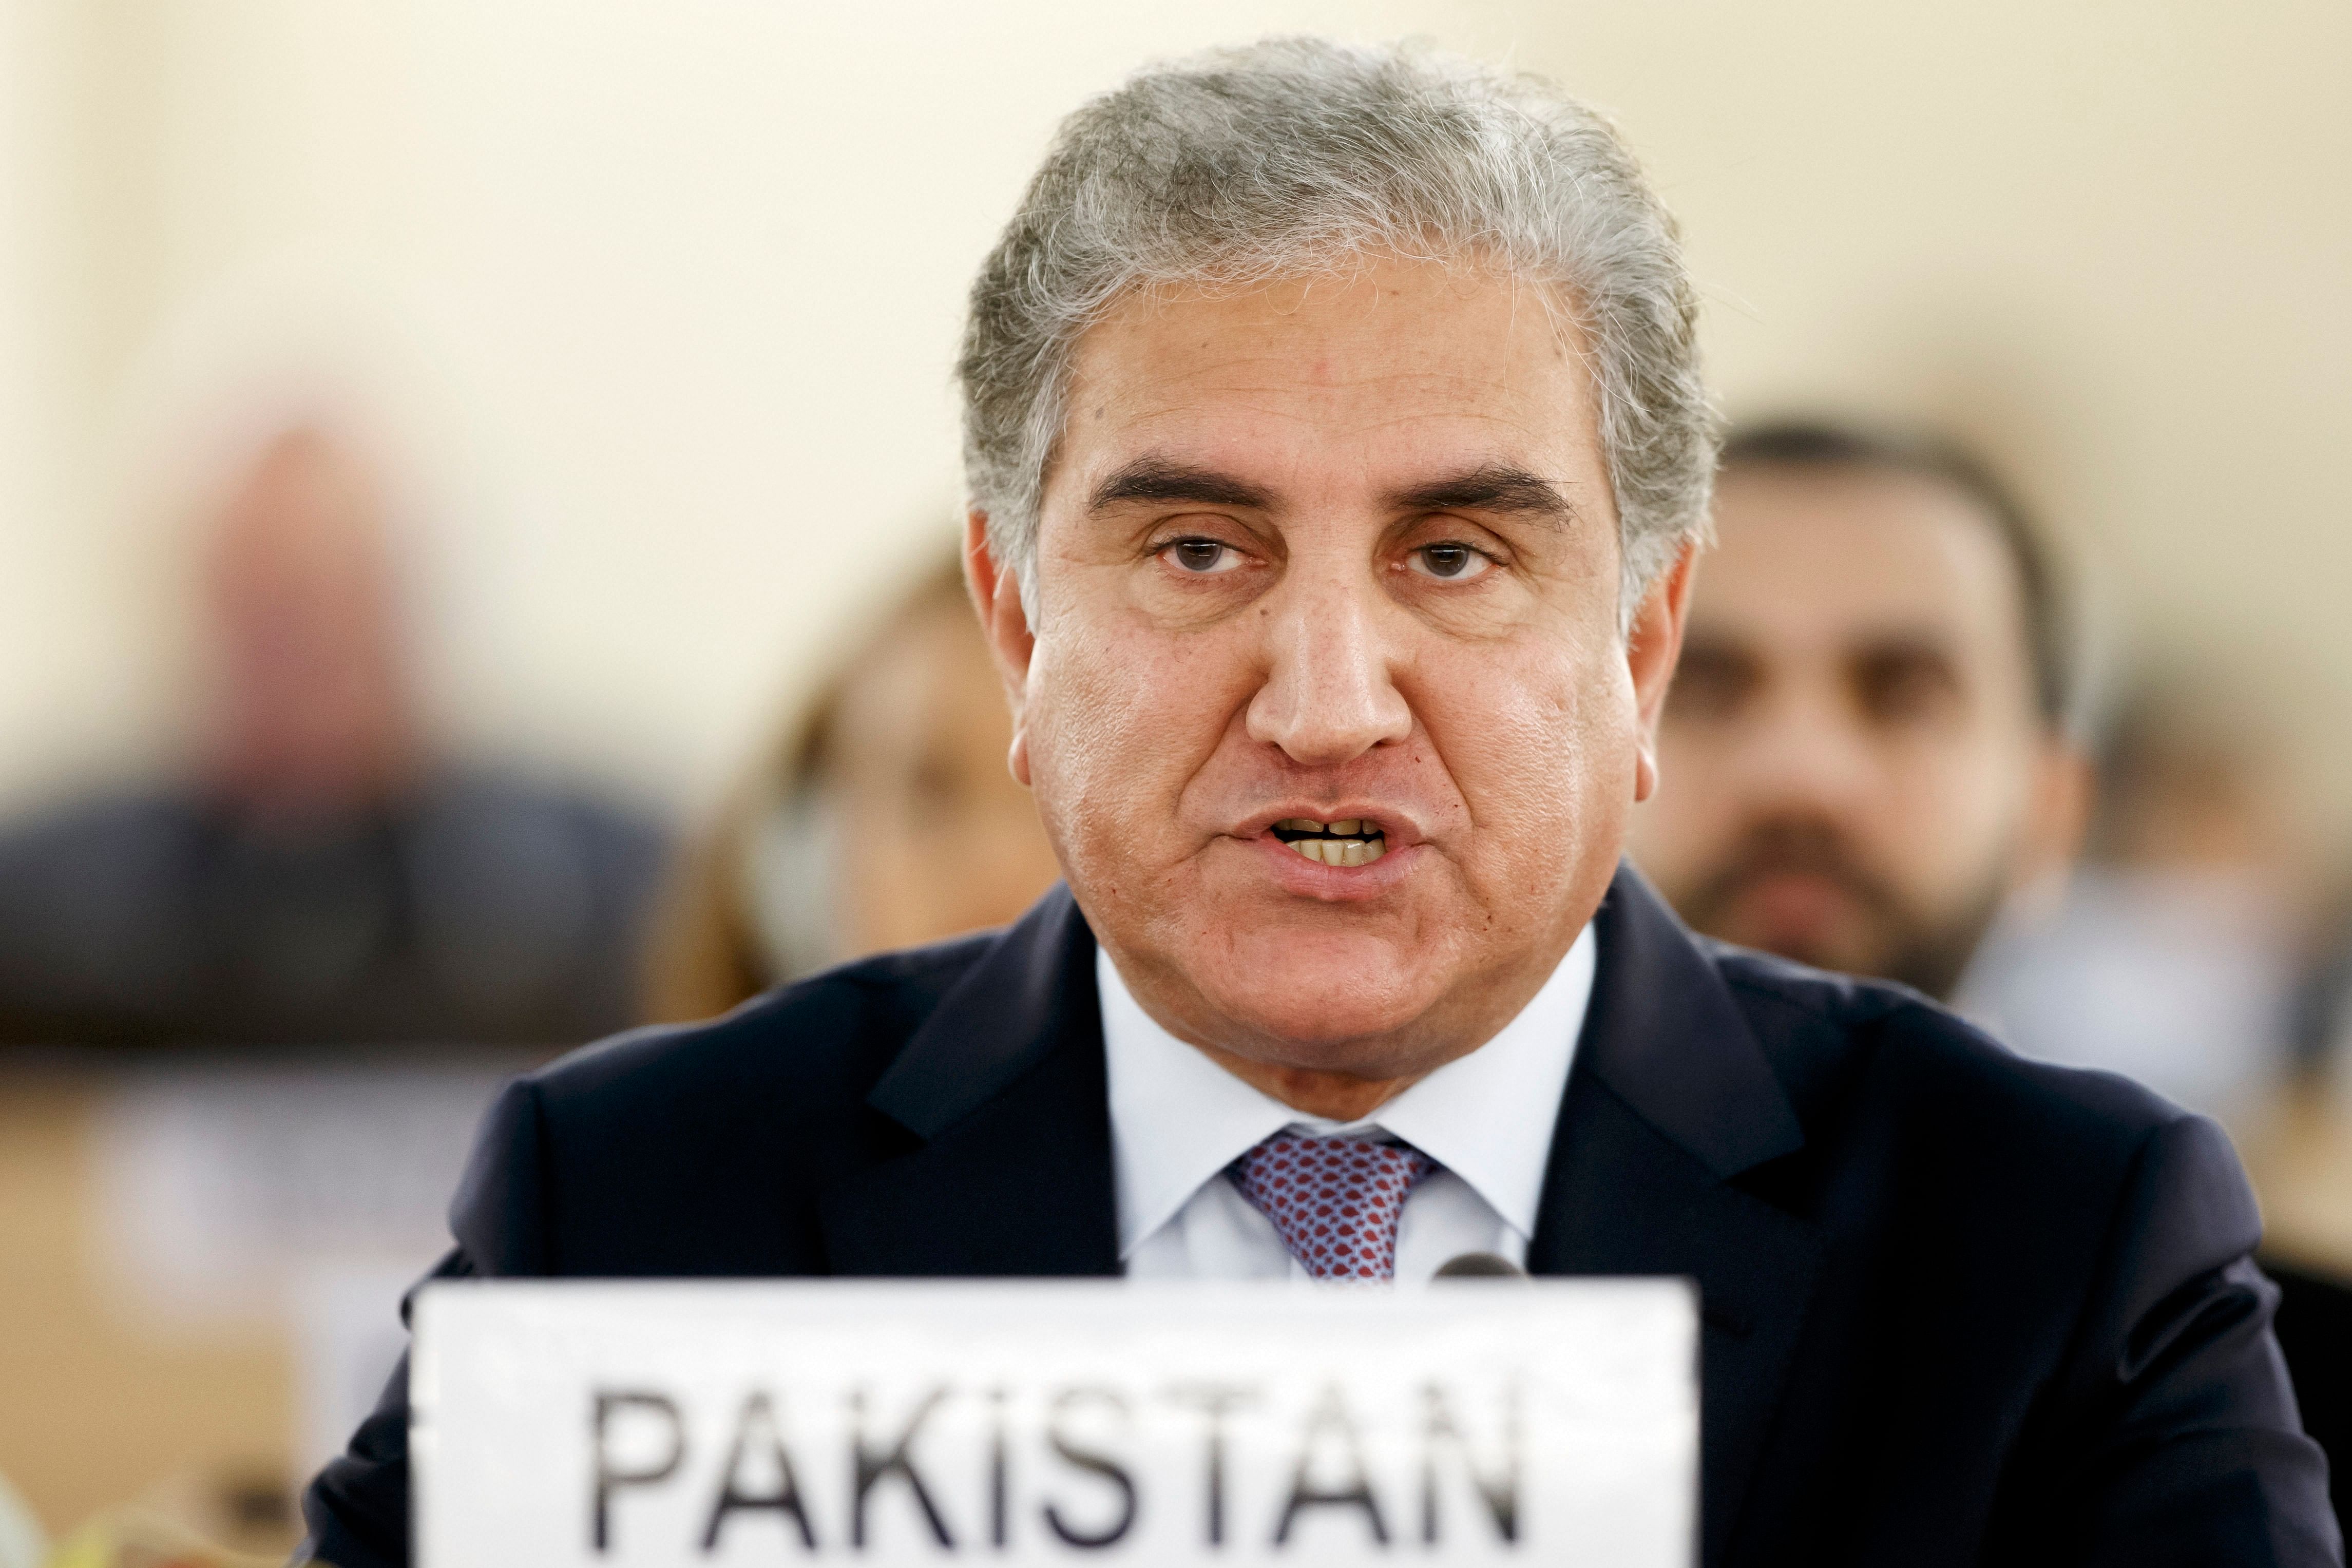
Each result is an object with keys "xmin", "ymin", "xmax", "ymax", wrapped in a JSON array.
[
  {"xmin": 0, "ymin": 425, "xmax": 670, "ymax": 1049},
  {"xmin": 301, "ymin": 37, "xmax": 2338, "ymax": 1567}
]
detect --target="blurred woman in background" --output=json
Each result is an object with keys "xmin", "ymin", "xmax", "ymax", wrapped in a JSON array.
[{"xmin": 643, "ymin": 561, "xmax": 1061, "ymax": 1021}]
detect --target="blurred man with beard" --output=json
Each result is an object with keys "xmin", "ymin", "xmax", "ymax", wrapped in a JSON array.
[{"xmin": 1631, "ymin": 422, "xmax": 2090, "ymax": 1000}]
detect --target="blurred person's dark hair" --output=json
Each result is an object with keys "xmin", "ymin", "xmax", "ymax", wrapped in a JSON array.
[
  {"xmin": 1719, "ymin": 419, "xmax": 2076, "ymax": 735},
  {"xmin": 643, "ymin": 559, "xmax": 1060, "ymax": 1022}
]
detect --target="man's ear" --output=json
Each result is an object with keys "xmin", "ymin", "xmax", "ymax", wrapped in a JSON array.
[
  {"xmin": 2011, "ymin": 738, "xmax": 2094, "ymax": 910},
  {"xmin": 963, "ymin": 508, "xmax": 1038, "ymax": 786},
  {"xmin": 1627, "ymin": 538, "xmax": 1699, "ymax": 805}
]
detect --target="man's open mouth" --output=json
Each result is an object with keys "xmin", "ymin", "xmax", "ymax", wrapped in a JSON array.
[{"xmin": 1269, "ymin": 818, "xmax": 1388, "ymax": 867}]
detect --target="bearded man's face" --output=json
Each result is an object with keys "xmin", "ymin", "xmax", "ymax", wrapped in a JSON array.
[{"xmin": 1631, "ymin": 463, "xmax": 2080, "ymax": 1000}]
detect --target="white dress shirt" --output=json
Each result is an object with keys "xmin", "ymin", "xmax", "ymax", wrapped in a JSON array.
[{"xmin": 1102, "ymin": 925, "xmax": 1596, "ymax": 1282}]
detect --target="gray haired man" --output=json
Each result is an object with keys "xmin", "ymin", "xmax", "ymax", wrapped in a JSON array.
[{"xmin": 301, "ymin": 40, "xmax": 2337, "ymax": 1568}]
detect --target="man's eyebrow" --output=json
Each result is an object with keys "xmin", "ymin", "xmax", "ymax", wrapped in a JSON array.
[
  {"xmin": 1849, "ymin": 630, "xmax": 1964, "ymax": 668},
  {"xmin": 1087, "ymin": 457, "xmax": 1272, "ymax": 513},
  {"xmin": 1388, "ymin": 464, "xmax": 1578, "ymax": 526}
]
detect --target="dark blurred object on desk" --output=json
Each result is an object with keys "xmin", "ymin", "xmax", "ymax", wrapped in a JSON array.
[
  {"xmin": 643, "ymin": 560, "xmax": 1059, "ymax": 1021},
  {"xmin": 0, "ymin": 426, "xmax": 668, "ymax": 1047}
]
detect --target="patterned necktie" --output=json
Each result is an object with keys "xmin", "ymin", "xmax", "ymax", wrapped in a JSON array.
[{"xmin": 1229, "ymin": 1133, "xmax": 1439, "ymax": 1279}]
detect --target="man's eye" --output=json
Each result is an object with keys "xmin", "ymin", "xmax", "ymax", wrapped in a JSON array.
[
  {"xmin": 1856, "ymin": 655, "xmax": 1959, "ymax": 725},
  {"xmin": 1162, "ymin": 539, "xmax": 1239, "ymax": 574},
  {"xmin": 1409, "ymin": 543, "xmax": 1491, "ymax": 581}
]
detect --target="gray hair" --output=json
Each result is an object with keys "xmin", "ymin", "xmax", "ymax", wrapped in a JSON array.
[{"xmin": 957, "ymin": 35, "xmax": 1717, "ymax": 626}]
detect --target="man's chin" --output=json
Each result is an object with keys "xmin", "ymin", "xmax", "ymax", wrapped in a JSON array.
[
  {"xmin": 1697, "ymin": 887, "xmax": 1882, "ymax": 976},
  {"xmin": 1092, "ymin": 846, "xmax": 1503, "ymax": 1069},
  {"xmin": 1183, "ymin": 930, "xmax": 1444, "ymax": 1063},
  {"xmin": 1713, "ymin": 918, "xmax": 1877, "ymax": 977}
]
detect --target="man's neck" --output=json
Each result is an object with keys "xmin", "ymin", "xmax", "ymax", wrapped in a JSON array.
[
  {"xmin": 1107, "ymin": 930, "xmax": 1584, "ymax": 1121},
  {"xmin": 1185, "ymin": 1042, "xmax": 1424, "ymax": 1120}
]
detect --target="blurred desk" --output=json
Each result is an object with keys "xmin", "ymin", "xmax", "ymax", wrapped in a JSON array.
[
  {"xmin": 0, "ymin": 1053, "xmax": 531, "ymax": 1552},
  {"xmin": 0, "ymin": 1070, "xmax": 292, "ymax": 1547}
]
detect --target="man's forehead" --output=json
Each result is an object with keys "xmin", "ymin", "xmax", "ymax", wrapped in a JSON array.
[
  {"xmin": 1052, "ymin": 260, "xmax": 1600, "ymax": 511},
  {"xmin": 1695, "ymin": 466, "xmax": 2029, "ymax": 652}
]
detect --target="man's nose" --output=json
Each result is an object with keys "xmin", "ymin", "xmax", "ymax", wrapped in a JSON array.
[
  {"xmin": 1244, "ymin": 565, "xmax": 1414, "ymax": 766},
  {"xmin": 1740, "ymin": 690, "xmax": 1878, "ymax": 811}
]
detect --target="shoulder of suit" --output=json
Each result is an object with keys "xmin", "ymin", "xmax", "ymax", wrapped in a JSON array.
[
  {"xmin": 1700, "ymin": 939, "xmax": 2198, "ymax": 1167},
  {"xmin": 515, "ymin": 928, "xmax": 1002, "ymax": 1116}
]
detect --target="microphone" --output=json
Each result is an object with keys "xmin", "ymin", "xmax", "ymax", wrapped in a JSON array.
[{"xmin": 1432, "ymin": 1252, "xmax": 1530, "ymax": 1282}]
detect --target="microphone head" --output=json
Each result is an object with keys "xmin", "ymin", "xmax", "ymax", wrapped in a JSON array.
[{"xmin": 1431, "ymin": 1251, "xmax": 1531, "ymax": 1282}]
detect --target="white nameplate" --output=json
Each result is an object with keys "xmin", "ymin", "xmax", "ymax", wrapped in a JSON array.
[{"xmin": 414, "ymin": 1279, "xmax": 1695, "ymax": 1566}]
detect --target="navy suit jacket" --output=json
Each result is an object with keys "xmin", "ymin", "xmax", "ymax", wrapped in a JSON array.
[{"xmin": 300, "ymin": 869, "xmax": 2340, "ymax": 1567}]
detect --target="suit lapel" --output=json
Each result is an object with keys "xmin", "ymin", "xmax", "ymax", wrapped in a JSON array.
[
  {"xmin": 821, "ymin": 869, "xmax": 1823, "ymax": 1561},
  {"xmin": 1528, "ymin": 868, "xmax": 1823, "ymax": 1568},
  {"xmin": 818, "ymin": 886, "xmax": 1121, "ymax": 1278}
]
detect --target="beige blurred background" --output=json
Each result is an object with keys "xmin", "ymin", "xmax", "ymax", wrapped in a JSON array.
[
  {"xmin": 1, "ymin": 0, "xmax": 2347, "ymax": 820},
  {"xmin": 1, "ymin": 0, "xmax": 2348, "ymax": 1552}
]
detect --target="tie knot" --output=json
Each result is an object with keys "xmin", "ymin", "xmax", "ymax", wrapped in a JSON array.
[{"xmin": 1229, "ymin": 1133, "xmax": 1438, "ymax": 1280}]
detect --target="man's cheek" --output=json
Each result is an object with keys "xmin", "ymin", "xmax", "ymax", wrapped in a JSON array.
[
  {"xmin": 1034, "ymin": 659, "xmax": 1185, "ymax": 843},
  {"xmin": 1450, "ymin": 687, "xmax": 1596, "ymax": 814}
]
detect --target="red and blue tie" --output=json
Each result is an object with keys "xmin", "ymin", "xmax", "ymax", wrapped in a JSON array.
[{"xmin": 1229, "ymin": 1133, "xmax": 1439, "ymax": 1280}]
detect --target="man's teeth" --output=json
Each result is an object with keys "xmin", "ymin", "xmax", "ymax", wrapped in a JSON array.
[
  {"xmin": 1293, "ymin": 838, "xmax": 1384, "ymax": 866},
  {"xmin": 1271, "ymin": 817, "xmax": 1387, "ymax": 867}
]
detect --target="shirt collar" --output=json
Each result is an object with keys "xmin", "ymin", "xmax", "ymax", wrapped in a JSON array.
[{"xmin": 1099, "ymin": 925, "xmax": 1597, "ymax": 1259}]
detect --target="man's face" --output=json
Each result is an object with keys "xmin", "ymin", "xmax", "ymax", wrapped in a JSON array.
[
  {"xmin": 1629, "ymin": 464, "xmax": 2076, "ymax": 998},
  {"xmin": 972, "ymin": 256, "xmax": 1689, "ymax": 1088},
  {"xmin": 205, "ymin": 429, "xmax": 414, "ymax": 808}
]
